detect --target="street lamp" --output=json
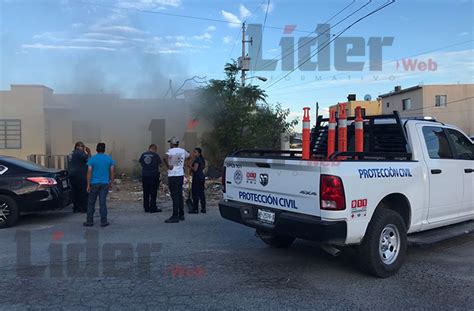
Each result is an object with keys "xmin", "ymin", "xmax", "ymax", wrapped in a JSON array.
[{"xmin": 245, "ymin": 76, "xmax": 268, "ymax": 82}]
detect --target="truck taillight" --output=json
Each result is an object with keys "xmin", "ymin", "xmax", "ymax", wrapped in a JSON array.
[
  {"xmin": 26, "ymin": 177, "xmax": 57, "ymax": 187},
  {"xmin": 320, "ymin": 175, "xmax": 345, "ymax": 210},
  {"xmin": 221, "ymin": 167, "xmax": 226, "ymax": 193}
]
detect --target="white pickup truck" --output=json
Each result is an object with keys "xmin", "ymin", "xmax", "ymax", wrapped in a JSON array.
[{"xmin": 219, "ymin": 113, "xmax": 474, "ymax": 277}]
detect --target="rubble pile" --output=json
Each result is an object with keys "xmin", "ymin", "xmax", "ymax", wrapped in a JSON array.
[{"xmin": 109, "ymin": 174, "xmax": 223, "ymax": 207}]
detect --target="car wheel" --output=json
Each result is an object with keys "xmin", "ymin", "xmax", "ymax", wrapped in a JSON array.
[
  {"xmin": 256, "ymin": 229, "xmax": 295, "ymax": 248},
  {"xmin": 0, "ymin": 195, "xmax": 19, "ymax": 229},
  {"xmin": 358, "ymin": 208, "xmax": 407, "ymax": 278}
]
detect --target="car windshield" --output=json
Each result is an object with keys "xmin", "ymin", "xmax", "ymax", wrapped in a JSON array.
[{"xmin": 2, "ymin": 157, "xmax": 49, "ymax": 171}]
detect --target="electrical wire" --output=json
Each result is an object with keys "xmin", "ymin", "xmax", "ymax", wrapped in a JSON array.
[
  {"xmin": 268, "ymin": 59, "xmax": 473, "ymax": 97},
  {"xmin": 385, "ymin": 96, "xmax": 474, "ymax": 113},
  {"xmin": 263, "ymin": 0, "xmax": 395, "ymax": 90},
  {"xmin": 268, "ymin": 39, "xmax": 474, "ymax": 94},
  {"xmin": 229, "ymin": 0, "xmax": 267, "ymax": 63},
  {"xmin": 294, "ymin": 96, "xmax": 474, "ymax": 120},
  {"xmin": 71, "ymin": 0, "xmax": 317, "ymax": 34},
  {"xmin": 257, "ymin": 0, "xmax": 363, "ymax": 72},
  {"xmin": 250, "ymin": 0, "xmax": 271, "ymax": 83}
]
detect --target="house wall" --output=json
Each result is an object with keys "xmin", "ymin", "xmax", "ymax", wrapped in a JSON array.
[
  {"xmin": 50, "ymin": 94, "xmax": 208, "ymax": 173},
  {"xmin": 0, "ymin": 85, "xmax": 48, "ymax": 159},
  {"xmin": 381, "ymin": 88, "xmax": 424, "ymax": 117},
  {"xmin": 347, "ymin": 100, "xmax": 382, "ymax": 116},
  {"xmin": 381, "ymin": 84, "xmax": 474, "ymax": 135},
  {"xmin": 45, "ymin": 108, "xmax": 73, "ymax": 155},
  {"xmin": 0, "ymin": 85, "xmax": 210, "ymax": 172},
  {"xmin": 329, "ymin": 100, "xmax": 382, "ymax": 117},
  {"xmin": 421, "ymin": 84, "xmax": 474, "ymax": 136}
]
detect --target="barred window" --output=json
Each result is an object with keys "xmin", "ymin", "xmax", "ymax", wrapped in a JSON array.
[
  {"xmin": 0, "ymin": 120, "xmax": 22, "ymax": 149},
  {"xmin": 435, "ymin": 95, "xmax": 447, "ymax": 107}
]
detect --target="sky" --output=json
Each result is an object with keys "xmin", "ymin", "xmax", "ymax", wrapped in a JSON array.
[{"xmin": 1, "ymin": 0, "xmax": 473, "ymax": 120}]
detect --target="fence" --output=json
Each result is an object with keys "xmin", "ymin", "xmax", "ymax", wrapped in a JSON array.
[{"xmin": 27, "ymin": 154, "xmax": 69, "ymax": 170}]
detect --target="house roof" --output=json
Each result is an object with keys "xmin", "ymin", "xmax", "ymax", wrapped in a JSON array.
[{"xmin": 379, "ymin": 85, "xmax": 422, "ymax": 98}]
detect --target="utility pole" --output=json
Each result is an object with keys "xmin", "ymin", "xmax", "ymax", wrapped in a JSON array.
[
  {"xmin": 241, "ymin": 22, "xmax": 246, "ymax": 86},
  {"xmin": 315, "ymin": 102, "xmax": 319, "ymax": 120},
  {"xmin": 239, "ymin": 22, "xmax": 252, "ymax": 86}
]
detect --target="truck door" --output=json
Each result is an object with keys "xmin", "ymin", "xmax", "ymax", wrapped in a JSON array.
[
  {"xmin": 445, "ymin": 128, "xmax": 474, "ymax": 217},
  {"xmin": 419, "ymin": 125, "xmax": 463, "ymax": 223}
]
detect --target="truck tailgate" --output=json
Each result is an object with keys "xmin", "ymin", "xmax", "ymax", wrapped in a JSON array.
[{"xmin": 224, "ymin": 158, "xmax": 321, "ymax": 217}]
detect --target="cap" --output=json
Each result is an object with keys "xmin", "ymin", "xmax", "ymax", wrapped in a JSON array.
[{"xmin": 168, "ymin": 137, "xmax": 179, "ymax": 144}]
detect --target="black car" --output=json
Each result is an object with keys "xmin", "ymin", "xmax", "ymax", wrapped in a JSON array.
[{"xmin": 0, "ymin": 156, "xmax": 72, "ymax": 228}]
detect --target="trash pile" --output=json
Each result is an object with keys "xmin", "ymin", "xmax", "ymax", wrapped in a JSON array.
[{"xmin": 109, "ymin": 174, "xmax": 223, "ymax": 207}]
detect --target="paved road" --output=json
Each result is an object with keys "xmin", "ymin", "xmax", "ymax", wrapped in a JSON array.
[{"xmin": 0, "ymin": 202, "xmax": 473, "ymax": 310}]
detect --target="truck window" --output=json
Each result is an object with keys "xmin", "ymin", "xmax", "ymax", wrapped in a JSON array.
[
  {"xmin": 447, "ymin": 129, "xmax": 474, "ymax": 160},
  {"xmin": 422, "ymin": 126, "xmax": 453, "ymax": 159}
]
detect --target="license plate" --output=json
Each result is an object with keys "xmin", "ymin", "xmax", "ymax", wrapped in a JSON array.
[
  {"xmin": 62, "ymin": 180, "xmax": 68, "ymax": 188},
  {"xmin": 257, "ymin": 209, "xmax": 275, "ymax": 224}
]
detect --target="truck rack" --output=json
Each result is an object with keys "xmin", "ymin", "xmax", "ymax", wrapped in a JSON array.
[
  {"xmin": 230, "ymin": 149, "xmax": 302, "ymax": 159},
  {"xmin": 231, "ymin": 112, "xmax": 430, "ymax": 161},
  {"xmin": 311, "ymin": 111, "xmax": 414, "ymax": 160}
]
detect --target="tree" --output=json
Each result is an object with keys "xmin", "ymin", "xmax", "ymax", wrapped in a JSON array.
[
  {"xmin": 248, "ymin": 103, "xmax": 298, "ymax": 149},
  {"xmin": 195, "ymin": 61, "xmax": 298, "ymax": 170}
]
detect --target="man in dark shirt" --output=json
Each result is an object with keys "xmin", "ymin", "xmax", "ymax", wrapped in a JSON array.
[
  {"xmin": 139, "ymin": 144, "xmax": 162, "ymax": 213},
  {"xmin": 190, "ymin": 147, "xmax": 206, "ymax": 214},
  {"xmin": 68, "ymin": 142, "xmax": 90, "ymax": 213}
]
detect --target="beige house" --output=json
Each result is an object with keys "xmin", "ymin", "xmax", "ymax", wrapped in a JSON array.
[
  {"xmin": 329, "ymin": 95, "xmax": 382, "ymax": 117},
  {"xmin": 379, "ymin": 84, "xmax": 474, "ymax": 136},
  {"xmin": 0, "ymin": 85, "xmax": 209, "ymax": 172}
]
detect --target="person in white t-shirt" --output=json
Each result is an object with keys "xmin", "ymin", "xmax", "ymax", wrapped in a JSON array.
[{"xmin": 163, "ymin": 137, "xmax": 190, "ymax": 223}]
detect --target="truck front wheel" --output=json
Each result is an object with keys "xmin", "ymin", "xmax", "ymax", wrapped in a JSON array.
[
  {"xmin": 358, "ymin": 208, "xmax": 407, "ymax": 278},
  {"xmin": 256, "ymin": 230, "xmax": 295, "ymax": 248}
]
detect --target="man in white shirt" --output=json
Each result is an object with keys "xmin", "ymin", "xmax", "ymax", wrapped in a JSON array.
[{"xmin": 163, "ymin": 137, "xmax": 190, "ymax": 223}]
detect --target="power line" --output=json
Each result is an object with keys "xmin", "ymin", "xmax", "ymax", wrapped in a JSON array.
[
  {"xmin": 326, "ymin": 0, "xmax": 357, "ymax": 24},
  {"xmin": 250, "ymin": 0, "xmax": 271, "ymax": 83},
  {"xmin": 226, "ymin": 28, "xmax": 242, "ymax": 60},
  {"xmin": 268, "ymin": 39, "xmax": 474, "ymax": 94},
  {"xmin": 227, "ymin": 1, "xmax": 266, "ymax": 62},
  {"xmin": 263, "ymin": 0, "xmax": 394, "ymax": 90},
  {"xmin": 307, "ymin": 96, "xmax": 474, "ymax": 118},
  {"xmin": 263, "ymin": 0, "xmax": 395, "ymax": 90},
  {"xmin": 71, "ymin": 0, "xmax": 317, "ymax": 34},
  {"xmin": 388, "ymin": 96, "xmax": 474, "ymax": 113},
  {"xmin": 257, "ymin": 0, "xmax": 367, "ymax": 72},
  {"xmin": 268, "ymin": 60, "xmax": 473, "ymax": 97}
]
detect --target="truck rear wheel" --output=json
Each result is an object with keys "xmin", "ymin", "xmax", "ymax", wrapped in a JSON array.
[
  {"xmin": 0, "ymin": 195, "xmax": 19, "ymax": 229},
  {"xmin": 256, "ymin": 230, "xmax": 295, "ymax": 248},
  {"xmin": 358, "ymin": 208, "xmax": 407, "ymax": 278}
]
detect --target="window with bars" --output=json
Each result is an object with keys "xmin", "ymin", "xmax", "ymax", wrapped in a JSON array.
[
  {"xmin": 435, "ymin": 95, "xmax": 447, "ymax": 107},
  {"xmin": 0, "ymin": 120, "xmax": 22, "ymax": 149}
]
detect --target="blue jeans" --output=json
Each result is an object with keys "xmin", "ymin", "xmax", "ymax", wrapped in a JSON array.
[{"xmin": 86, "ymin": 184, "xmax": 109, "ymax": 224}]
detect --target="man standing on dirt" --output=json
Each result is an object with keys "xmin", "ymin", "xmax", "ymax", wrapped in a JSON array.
[
  {"xmin": 84, "ymin": 143, "xmax": 115, "ymax": 227},
  {"xmin": 139, "ymin": 144, "xmax": 162, "ymax": 213},
  {"xmin": 163, "ymin": 137, "xmax": 190, "ymax": 223},
  {"xmin": 68, "ymin": 142, "xmax": 90, "ymax": 213}
]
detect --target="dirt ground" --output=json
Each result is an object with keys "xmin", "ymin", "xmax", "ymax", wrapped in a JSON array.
[{"xmin": 108, "ymin": 174, "xmax": 223, "ymax": 207}]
